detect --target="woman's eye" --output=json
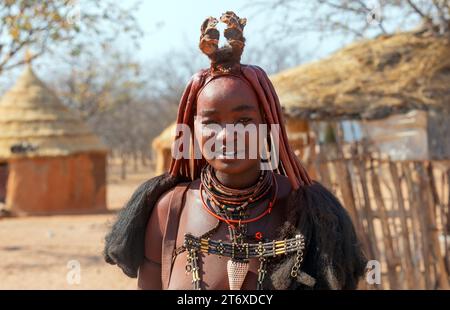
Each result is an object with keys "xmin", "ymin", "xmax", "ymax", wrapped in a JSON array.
[
  {"xmin": 201, "ymin": 120, "xmax": 217, "ymax": 125},
  {"xmin": 236, "ymin": 118, "xmax": 252, "ymax": 124}
]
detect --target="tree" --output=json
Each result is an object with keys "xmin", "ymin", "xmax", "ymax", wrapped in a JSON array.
[
  {"xmin": 49, "ymin": 34, "xmax": 310, "ymax": 178},
  {"xmin": 248, "ymin": 0, "xmax": 450, "ymax": 41},
  {"xmin": 0, "ymin": 0, "xmax": 142, "ymax": 74},
  {"xmin": 50, "ymin": 46, "xmax": 202, "ymax": 178},
  {"xmin": 243, "ymin": 41, "xmax": 305, "ymax": 75}
]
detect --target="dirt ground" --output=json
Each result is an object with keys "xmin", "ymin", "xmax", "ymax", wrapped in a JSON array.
[{"xmin": 0, "ymin": 162, "xmax": 154, "ymax": 289}]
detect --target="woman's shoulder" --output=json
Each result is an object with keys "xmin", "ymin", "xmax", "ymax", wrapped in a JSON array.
[
  {"xmin": 153, "ymin": 179, "xmax": 192, "ymax": 211},
  {"xmin": 104, "ymin": 173, "xmax": 185, "ymax": 278},
  {"xmin": 274, "ymin": 173, "xmax": 292, "ymax": 198},
  {"xmin": 147, "ymin": 179, "xmax": 194, "ymax": 233}
]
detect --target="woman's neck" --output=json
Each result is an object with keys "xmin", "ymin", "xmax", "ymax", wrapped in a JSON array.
[{"xmin": 214, "ymin": 166, "xmax": 261, "ymax": 189}]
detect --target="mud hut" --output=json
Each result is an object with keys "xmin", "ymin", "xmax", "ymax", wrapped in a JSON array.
[
  {"xmin": 0, "ymin": 65, "xmax": 108, "ymax": 215},
  {"xmin": 152, "ymin": 122, "xmax": 176, "ymax": 175},
  {"xmin": 271, "ymin": 31, "xmax": 450, "ymax": 160},
  {"xmin": 271, "ymin": 31, "xmax": 450, "ymax": 289}
]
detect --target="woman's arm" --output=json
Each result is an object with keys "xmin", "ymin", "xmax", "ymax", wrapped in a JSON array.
[
  {"xmin": 137, "ymin": 188, "xmax": 175, "ymax": 290},
  {"xmin": 137, "ymin": 258, "xmax": 162, "ymax": 289}
]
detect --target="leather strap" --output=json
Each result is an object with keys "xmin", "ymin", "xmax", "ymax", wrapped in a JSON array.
[{"xmin": 161, "ymin": 182, "xmax": 191, "ymax": 289}]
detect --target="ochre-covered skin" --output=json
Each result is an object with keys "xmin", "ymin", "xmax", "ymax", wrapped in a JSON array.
[
  {"xmin": 6, "ymin": 153, "xmax": 106, "ymax": 215},
  {"xmin": 163, "ymin": 176, "xmax": 291, "ymax": 290},
  {"xmin": 138, "ymin": 74, "xmax": 302, "ymax": 289},
  {"xmin": 169, "ymin": 64, "xmax": 312, "ymax": 190},
  {"xmin": 104, "ymin": 11, "xmax": 367, "ymax": 290}
]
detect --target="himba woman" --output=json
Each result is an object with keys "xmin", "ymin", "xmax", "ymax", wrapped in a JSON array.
[{"xmin": 104, "ymin": 11, "xmax": 367, "ymax": 290}]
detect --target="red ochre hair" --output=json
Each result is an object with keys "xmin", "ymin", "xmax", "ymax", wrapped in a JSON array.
[
  {"xmin": 168, "ymin": 11, "xmax": 311, "ymax": 190},
  {"xmin": 105, "ymin": 14, "xmax": 366, "ymax": 283}
]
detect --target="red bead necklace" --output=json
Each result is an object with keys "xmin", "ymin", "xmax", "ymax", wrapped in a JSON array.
[{"xmin": 199, "ymin": 171, "xmax": 278, "ymax": 226}]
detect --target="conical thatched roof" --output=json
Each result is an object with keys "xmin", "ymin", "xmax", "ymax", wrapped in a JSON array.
[
  {"xmin": 271, "ymin": 31, "xmax": 450, "ymax": 121},
  {"xmin": 0, "ymin": 66, "xmax": 107, "ymax": 159},
  {"xmin": 152, "ymin": 122, "xmax": 176, "ymax": 150}
]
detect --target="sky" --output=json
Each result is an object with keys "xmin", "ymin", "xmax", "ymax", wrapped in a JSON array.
[
  {"xmin": 0, "ymin": 0, "xmax": 366, "ymax": 92},
  {"xmin": 132, "ymin": 0, "xmax": 345, "ymax": 62}
]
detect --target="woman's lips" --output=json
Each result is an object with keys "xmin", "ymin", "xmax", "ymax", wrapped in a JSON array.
[{"xmin": 215, "ymin": 150, "xmax": 246, "ymax": 159}]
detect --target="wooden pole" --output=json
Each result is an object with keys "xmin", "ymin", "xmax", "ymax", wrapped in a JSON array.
[
  {"xmin": 420, "ymin": 162, "xmax": 449, "ymax": 289},
  {"xmin": 445, "ymin": 168, "xmax": 450, "ymax": 273},
  {"xmin": 388, "ymin": 161, "xmax": 417, "ymax": 288},
  {"xmin": 314, "ymin": 149, "xmax": 333, "ymax": 191},
  {"xmin": 355, "ymin": 159, "xmax": 380, "ymax": 261},
  {"xmin": 334, "ymin": 159, "xmax": 371, "ymax": 253},
  {"xmin": 402, "ymin": 162, "xmax": 428, "ymax": 289},
  {"xmin": 438, "ymin": 166, "xmax": 450, "ymax": 274},
  {"xmin": 370, "ymin": 159, "xmax": 400, "ymax": 289}
]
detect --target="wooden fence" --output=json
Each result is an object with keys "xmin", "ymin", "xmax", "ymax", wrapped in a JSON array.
[{"xmin": 313, "ymin": 155, "xmax": 450, "ymax": 289}]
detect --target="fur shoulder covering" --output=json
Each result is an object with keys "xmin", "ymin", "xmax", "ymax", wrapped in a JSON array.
[
  {"xmin": 268, "ymin": 181, "xmax": 367, "ymax": 290},
  {"xmin": 103, "ymin": 173, "xmax": 184, "ymax": 278}
]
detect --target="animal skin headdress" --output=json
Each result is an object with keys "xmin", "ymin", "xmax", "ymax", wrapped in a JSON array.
[{"xmin": 168, "ymin": 11, "xmax": 311, "ymax": 190}]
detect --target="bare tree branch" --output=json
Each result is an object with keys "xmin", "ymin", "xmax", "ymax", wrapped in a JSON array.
[{"xmin": 405, "ymin": 0, "xmax": 428, "ymax": 18}]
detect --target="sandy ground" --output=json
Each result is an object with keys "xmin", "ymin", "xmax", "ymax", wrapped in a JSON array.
[
  {"xmin": 2, "ymin": 161, "xmax": 447, "ymax": 290},
  {"xmin": 0, "ymin": 163, "xmax": 154, "ymax": 289}
]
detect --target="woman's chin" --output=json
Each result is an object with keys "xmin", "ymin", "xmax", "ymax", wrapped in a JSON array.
[{"xmin": 208, "ymin": 158, "xmax": 259, "ymax": 175}]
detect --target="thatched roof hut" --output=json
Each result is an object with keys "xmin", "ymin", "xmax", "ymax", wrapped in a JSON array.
[
  {"xmin": 0, "ymin": 66, "xmax": 108, "ymax": 215},
  {"xmin": 271, "ymin": 32, "xmax": 450, "ymax": 160},
  {"xmin": 271, "ymin": 31, "xmax": 450, "ymax": 121},
  {"xmin": 0, "ymin": 66, "xmax": 107, "ymax": 158},
  {"xmin": 152, "ymin": 122, "xmax": 176, "ymax": 175}
]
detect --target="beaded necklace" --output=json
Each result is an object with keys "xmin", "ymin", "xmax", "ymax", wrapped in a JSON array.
[{"xmin": 182, "ymin": 165, "xmax": 305, "ymax": 290}]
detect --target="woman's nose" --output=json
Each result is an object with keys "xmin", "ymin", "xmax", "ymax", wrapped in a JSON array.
[{"xmin": 216, "ymin": 125, "xmax": 236, "ymax": 144}]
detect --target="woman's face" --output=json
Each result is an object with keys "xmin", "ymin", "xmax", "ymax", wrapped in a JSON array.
[{"xmin": 195, "ymin": 76, "xmax": 264, "ymax": 175}]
